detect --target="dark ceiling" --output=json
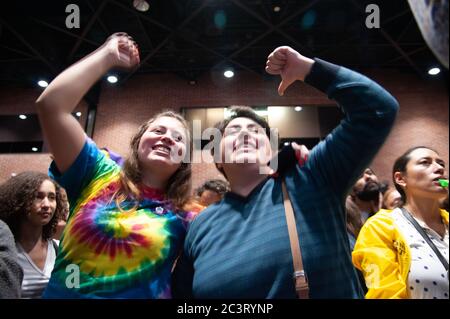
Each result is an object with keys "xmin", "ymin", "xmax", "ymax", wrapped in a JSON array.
[{"xmin": 0, "ymin": 0, "xmax": 447, "ymax": 87}]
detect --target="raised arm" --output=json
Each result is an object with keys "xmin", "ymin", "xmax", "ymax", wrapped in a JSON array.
[
  {"xmin": 266, "ymin": 46, "xmax": 399, "ymax": 197},
  {"xmin": 36, "ymin": 33, "xmax": 139, "ymax": 173}
]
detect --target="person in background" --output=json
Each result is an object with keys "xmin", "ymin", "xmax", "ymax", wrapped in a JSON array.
[
  {"xmin": 196, "ymin": 179, "xmax": 229, "ymax": 207},
  {"xmin": 0, "ymin": 172, "xmax": 65, "ymax": 298},
  {"xmin": 382, "ymin": 186, "xmax": 403, "ymax": 210},
  {"xmin": 379, "ymin": 181, "xmax": 389, "ymax": 195},
  {"xmin": 346, "ymin": 196, "xmax": 364, "ymax": 251},
  {"xmin": 353, "ymin": 146, "xmax": 448, "ymax": 299},
  {"xmin": 0, "ymin": 220, "xmax": 24, "ymax": 299},
  {"xmin": 348, "ymin": 168, "xmax": 383, "ymax": 224},
  {"xmin": 344, "ymin": 196, "xmax": 368, "ymax": 294},
  {"xmin": 346, "ymin": 168, "xmax": 383, "ymax": 251},
  {"xmin": 183, "ymin": 179, "xmax": 229, "ymax": 215}
]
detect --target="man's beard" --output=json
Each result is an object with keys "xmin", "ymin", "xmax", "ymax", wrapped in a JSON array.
[{"xmin": 355, "ymin": 181, "xmax": 381, "ymax": 201}]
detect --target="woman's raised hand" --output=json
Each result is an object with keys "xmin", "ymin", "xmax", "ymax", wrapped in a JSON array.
[{"xmin": 101, "ymin": 32, "xmax": 140, "ymax": 70}]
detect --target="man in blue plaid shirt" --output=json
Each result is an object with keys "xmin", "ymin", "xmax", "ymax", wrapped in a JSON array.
[{"xmin": 173, "ymin": 46, "xmax": 399, "ymax": 298}]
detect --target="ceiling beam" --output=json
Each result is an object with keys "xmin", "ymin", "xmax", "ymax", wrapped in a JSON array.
[
  {"xmin": 0, "ymin": 18, "xmax": 57, "ymax": 74},
  {"xmin": 110, "ymin": 0, "xmax": 173, "ymax": 32},
  {"xmin": 86, "ymin": 0, "xmax": 111, "ymax": 36},
  {"xmin": 379, "ymin": 28, "xmax": 424, "ymax": 73},
  {"xmin": 135, "ymin": 63, "xmax": 269, "ymax": 73},
  {"xmin": 0, "ymin": 44, "xmax": 36, "ymax": 58},
  {"xmin": 396, "ymin": 17, "xmax": 415, "ymax": 42},
  {"xmin": 0, "ymin": 57, "xmax": 40, "ymax": 63},
  {"xmin": 68, "ymin": 0, "xmax": 109, "ymax": 62},
  {"xmin": 349, "ymin": 0, "xmax": 423, "ymax": 76},
  {"xmin": 259, "ymin": 0, "xmax": 273, "ymax": 21},
  {"xmin": 317, "ymin": 7, "xmax": 412, "ymax": 57},
  {"xmin": 115, "ymin": 0, "xmax": 261, "ymax": 82},
  {"xmin": 381, "ymin": 46, "xmax": 427, "ymax": 66},
  {"xmin": 119, "ymin": 0, "xmax": 210, "ymax": 83},
  {"xmin": 228, "ymin": 0, "xmax": 318, "ymax": 59},
  {"xmin": 135, "ymin": 15, "xmax": 154, "ymax": 51},
  {"xmin": 32, "ymin": 18, "xmax": 102, "ymax": 47},
  {"xmin": 178, "ymin": 33, "xmax": 263, "ymax": 76}
]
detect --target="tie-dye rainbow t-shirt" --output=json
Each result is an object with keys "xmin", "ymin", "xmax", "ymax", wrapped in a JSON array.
[{"xmin": 43, "ymin": 139, "xmax": 190, "ymax": 298}]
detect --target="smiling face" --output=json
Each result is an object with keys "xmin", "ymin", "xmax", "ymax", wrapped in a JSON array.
[
  {"xmin": 27, "ymin": 179, "xmax": 57, "ymax": 227},
  {"xmin": 137, "ymin": 116, "xmax": 188, "ymax": 177},
  {"xmin": 395, "ymin": 148, "xmax": 447, "ymax": 202},
  {"xmin": 220, "ymin": 117, "xmax": 272, "ymax": 169}
]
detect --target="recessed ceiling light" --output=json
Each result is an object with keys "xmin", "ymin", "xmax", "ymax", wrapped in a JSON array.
[
  {"xmin": 107, "ymin": 75, "xmax": 118, "ymax": 83},
  {"xmin": 224, "ymin": 70, "xmax": 234, "ymax": 78},
  {"xmin": 295, "ymin": 106, "xmax": 303, "ymax": 112},
  {"xmin": 428, "ymin": 67, "xmax": 441, "ymax": 75},
  {"xmin": 31, "ymin": 147, "xmax": 38, "ymax": 152},
  {"xmin": 76, "ymin": 112, "xmax": 82, "ymax": 117},
  {"xmin": 38, "ymin": 80, "xmax": 48, "ymax": 88},
  {"xmin": 273, "ymin": 6, "xmax": 281, "ymax": 12},
  {"xmin": 19, "ymin": 114, "xmax": 27, "ymax": 120},
  {"xmin": 133, "ymin": 0, "xmax": 149, "ymax": 12}
]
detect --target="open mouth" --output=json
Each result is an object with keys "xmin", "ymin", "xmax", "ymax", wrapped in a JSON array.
[
  {"xmin": 152, "ymin": 144, "xmax": 171, "ymax": 154},
  {"xmin": 233, "ymin": 141, "xmax": 258, "ymax": 152},
  {"xmin": 432, "ymin": 176, "xmax": 447, "ymax": 185}
]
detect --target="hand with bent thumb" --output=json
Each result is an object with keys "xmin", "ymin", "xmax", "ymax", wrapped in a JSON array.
[{"xmin": 265, "ymin": 46, "xmax": 315, "ymax": 96}]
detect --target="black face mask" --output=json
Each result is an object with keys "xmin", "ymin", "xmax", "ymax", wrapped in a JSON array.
[{"xmin": 355, "ymin": 181, "xmax": 381, "ymax": 202}]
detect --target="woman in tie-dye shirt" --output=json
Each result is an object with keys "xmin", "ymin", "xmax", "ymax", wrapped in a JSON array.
[{"xmin": 36, "ymin": 33, "xmax": 193, "ymax": 298}]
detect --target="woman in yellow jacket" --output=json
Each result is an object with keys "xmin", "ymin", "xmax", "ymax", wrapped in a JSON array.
[{"xmin": 353, "ymin": 146, "xmax": 449, "ymax": 299}]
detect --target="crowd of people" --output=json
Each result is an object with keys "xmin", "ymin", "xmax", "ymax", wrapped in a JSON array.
[{"xmin": 0, "ymin": 33, "xmax": 447, "ymax": 299}]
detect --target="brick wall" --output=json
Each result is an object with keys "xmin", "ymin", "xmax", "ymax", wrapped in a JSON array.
[{"xmin": 0, "ymin": 69, "xmax": 448, "ymax": 192}]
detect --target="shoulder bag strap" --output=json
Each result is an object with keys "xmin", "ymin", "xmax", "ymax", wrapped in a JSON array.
[
  {"xmin": 400, "ymin": 207, "xmax": 448, "ymax": 271},
  {"xmin": 282, "ymin": 180, "xmax": 309, "ymax": 299}
]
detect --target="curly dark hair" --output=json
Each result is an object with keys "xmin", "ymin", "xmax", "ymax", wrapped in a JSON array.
[{"xmin": 0, "ymin": 171, "xmax": 65, "ymax": 241}]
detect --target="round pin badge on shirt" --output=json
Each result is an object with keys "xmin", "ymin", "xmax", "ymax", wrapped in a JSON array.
[{"xmin": 155, "ymin": 206, "xmax": 165, "ymax": 215}]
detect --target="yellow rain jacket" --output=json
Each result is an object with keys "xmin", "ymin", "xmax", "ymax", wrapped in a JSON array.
[{"xmin": 352, "ymin": 208, "xmax": 449, "ymax": 299}]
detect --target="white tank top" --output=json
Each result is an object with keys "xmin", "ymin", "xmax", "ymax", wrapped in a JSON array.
[{"xmin": 16, "ymin": 240, "xmax": 57, "ymax": 299}]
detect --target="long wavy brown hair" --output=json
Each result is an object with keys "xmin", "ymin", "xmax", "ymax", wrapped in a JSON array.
[
  {"xmin": 0, "ymin": 171, "xmax": 66, "ymax": 241},
  {"xmin": 114, "ymin": 110, "xmax": 192, "ymax": 212},
  {"xmin": 345, "ymin": 196, "xmax": 364, "ymax": 238}
]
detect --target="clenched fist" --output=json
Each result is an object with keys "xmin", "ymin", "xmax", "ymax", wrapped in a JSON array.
[{"xmin": 101, "ymin": 32, "xmax": 140, "ymax": 70}]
